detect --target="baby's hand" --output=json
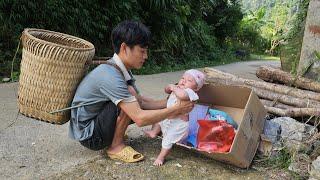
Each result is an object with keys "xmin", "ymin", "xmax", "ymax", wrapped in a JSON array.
[{"xmin": 164, "ymin": 84, "xmax": 176, "ymax": 94}]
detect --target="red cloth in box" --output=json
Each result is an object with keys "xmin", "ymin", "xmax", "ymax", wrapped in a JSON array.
[{"xmin": 197, "ymin": 120, "xmax": 235, "ymax": 153}]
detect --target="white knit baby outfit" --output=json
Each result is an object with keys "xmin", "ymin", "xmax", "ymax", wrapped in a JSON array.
[{"xmin": 159, "ymin": 88, "xmax": 199, "ymax": 149}]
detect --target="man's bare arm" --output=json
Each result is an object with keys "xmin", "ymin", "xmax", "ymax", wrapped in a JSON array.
[
  {"xmin": 118, "ymin": 100, "xmax": 193, "ymax": 127},
  {"xmin": 138, "ymin": 95, "xmax": 167, "ymax": 110},
  {"xmin": 127, "ymin": 85, "xmax": 167, "ymax": 110}
]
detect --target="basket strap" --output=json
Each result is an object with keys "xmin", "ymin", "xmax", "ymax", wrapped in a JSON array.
[
  {"xmin": 49, "ymin": 61, "xmax": 128, "ymax": 114},
  {"xmin": 49, "ymin": 100, "xmax": 104, "ymax": 114},
  {"xmin": 91, "ymin": 58, "xmax": 126, "ymax": 80},
  {"xmin": 104, "ymin": 61, "xmax": 125, "ymax": 80}
]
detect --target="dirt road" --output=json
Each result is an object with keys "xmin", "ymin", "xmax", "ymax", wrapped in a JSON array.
[{"xmin": 1, "ymin": 60, "xmax": 290, "ymax": 179}]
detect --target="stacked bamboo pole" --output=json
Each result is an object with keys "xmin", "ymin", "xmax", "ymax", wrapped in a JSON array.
[{"xmin": 204, "ymin": 67, "xmax": 320, "ymax": 118}]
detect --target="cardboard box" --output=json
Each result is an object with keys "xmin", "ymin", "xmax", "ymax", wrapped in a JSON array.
[{"xmin": 178, "ymin": 84, "xmax": 267, "ymax": 168}]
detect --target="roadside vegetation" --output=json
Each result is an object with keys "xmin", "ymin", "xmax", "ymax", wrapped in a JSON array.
[
  {"xmin": 0, "ymin": 1, "xmax": 316, "ymax": 178},
  {"xmin": 0, "ymin": 0, "xmax": 308, "ymax": 78},
  {"xmin": 239, "ymin": 0, "xmax": 310, "ymax": 74}
]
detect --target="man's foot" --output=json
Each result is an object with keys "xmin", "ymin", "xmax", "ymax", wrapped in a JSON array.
[
  {"xmin": 143, "ymin": 130, "xmax": 158, "ymax": 138},
  {"xmin": 153, "ymin": 157, "xmax": 165, "ymax": 166},
  {"xmin": 107, "ymin": 145, "xmax": 144, "ymax": 163},
  {"xmin": 107, "ymin": 143, "xmax": 126, "ymax": 155}
]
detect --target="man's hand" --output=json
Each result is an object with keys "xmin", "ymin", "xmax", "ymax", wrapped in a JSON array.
[
  {"xmin": 168, "ymin": 100, "xmax": 194, "ymax": 119},
  {"xmin": 176, "ymin": 100, "xmax": 194, "ymax": 115}
]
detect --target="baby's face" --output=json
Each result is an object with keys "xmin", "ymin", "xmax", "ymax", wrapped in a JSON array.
[{"xmin": 178, "ymin": 73, "xmax": 198, "ymax": 90}]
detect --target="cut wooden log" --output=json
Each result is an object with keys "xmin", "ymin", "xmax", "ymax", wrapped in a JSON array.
[
  {"xmin": 264, "ymin": 106, "xmax": 320, "ymax": 117},
  {"xmin": 256, "ymin": 66, "xmax": 320, "ymax": 92},
  {"xmin": 206, "ymin": 77, "xmax": 320, "ymax": 108},
  {"xmin": 204, "ymin": 68, "xmax": 320, "ymax": 101},
  {"xmin": 253, "ymin": 88, "xmax": 320, "ymax": 108},
  {"xmin": 260, "ymin": 99, "xmax": 294, "ymax": 109}
]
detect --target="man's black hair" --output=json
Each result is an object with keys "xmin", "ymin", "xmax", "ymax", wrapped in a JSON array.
[{"xmin": 111, "ymin": 20, "xmax": 151, "ymax": 54}]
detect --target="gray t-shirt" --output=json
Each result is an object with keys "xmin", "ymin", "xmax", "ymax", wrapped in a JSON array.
[{"xmin": 69, "ymin": 58, "xmax": 137, "ymax": 141}]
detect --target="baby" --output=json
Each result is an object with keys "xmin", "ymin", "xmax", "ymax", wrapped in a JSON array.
[{"xmin": 144, "ymin": 69, "xmax": 206, "ymax": 166}]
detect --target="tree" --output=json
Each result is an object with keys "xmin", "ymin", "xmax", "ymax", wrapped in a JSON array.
[{"xmin": 297, "ymin": 0, "xmax": 320, "ymax": 81}]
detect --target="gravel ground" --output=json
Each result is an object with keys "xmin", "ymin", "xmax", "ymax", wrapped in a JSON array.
[{"xmin": 1, "ymin": 60, "xmax": 294, "ymax": 179}]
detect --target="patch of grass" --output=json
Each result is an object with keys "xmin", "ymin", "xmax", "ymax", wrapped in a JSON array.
[
  {"xmin": 11, "ymin": 71, "xmax": 19, "ymax": 82},
  {"xmin": 0, "ymin": 71, "xmax": 19, "ymax": 83},
  {"xmin": 256, "ymin": 148, "xmax": 292, "ymax": 169},
  {"xmin": 268, "ymin": 149, "xmax": 292, "ymax": 169},
  {"xmin": 250, "ymin": 54, "xmax": 280, "ymax": 61}
]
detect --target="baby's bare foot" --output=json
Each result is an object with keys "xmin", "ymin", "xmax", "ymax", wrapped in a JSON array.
[
  {"xmin": 143, "ymin": 130, "xmax": 157, "ymax": 138},
  {"xmin": 153, "ymin": 158, "xmax": 164, "ymax": 166}
]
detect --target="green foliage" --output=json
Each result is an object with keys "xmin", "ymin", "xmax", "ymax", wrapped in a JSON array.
[
  {"xmin": 10, "ymin": 71, "xmax": 19, "ymax": 82},
  {"xmin": 239, "ymin": 0, "xmax": 308, "ymax": 56},
  {"xmin": 0, "ymin": 0, "xmax": 243, "ymax": 77},
  {"xmin": 201, "ymin": 0, "xmax": 243, "ymax": 42},
  {"xmin": 315, "ymin": 51, "xmax": 320, "ymax": 60},
  {"xmin": 232, "ymin": 7, "xmax": 269, "ymax": 53},
  {"xmin": 249, "ymin": 54, "xmax": 280, "ymax": 61}
]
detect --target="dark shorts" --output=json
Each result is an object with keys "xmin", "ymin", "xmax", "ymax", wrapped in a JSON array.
[{"xmin": 80, "ymin": 101, "xmax": 120, "ymax": 151}]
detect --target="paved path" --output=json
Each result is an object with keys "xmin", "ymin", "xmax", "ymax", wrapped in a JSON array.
[{"xmin": 0, "ymin": 60, "xmax": 280, "ymax": 179}]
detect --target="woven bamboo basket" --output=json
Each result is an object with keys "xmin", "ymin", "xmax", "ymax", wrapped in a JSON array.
[{"xmin": 18, "ymin": 28, "xmax": 95, "ymax": 124}]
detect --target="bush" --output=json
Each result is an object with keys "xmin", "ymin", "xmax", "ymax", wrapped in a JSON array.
[
  {"xmin": 0, "ymin": 0, "xmax": 243, "ymax": 77},
  {"xmin": 230, "ymin": 7, "xmax": 269, "ymax": 54}
]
